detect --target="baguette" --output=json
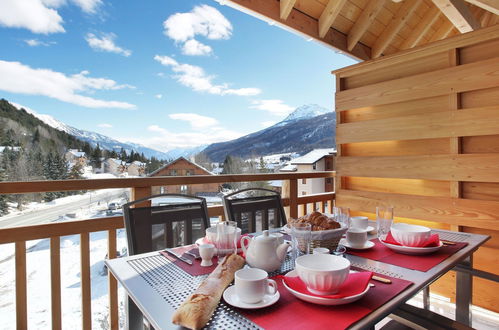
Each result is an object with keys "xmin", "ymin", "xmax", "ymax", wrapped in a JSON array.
[{"xmin": 172, "ymin": 253, "xmax": 245, "ymax": 329}]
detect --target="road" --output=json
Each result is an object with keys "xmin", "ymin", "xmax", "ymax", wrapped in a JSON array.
[{"xmin": 0, "ymin": 189, "xmax": 127, "ymax": 228}]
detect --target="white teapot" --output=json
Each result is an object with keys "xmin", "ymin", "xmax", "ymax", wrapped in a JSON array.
[{"xmin": 241, "ymin": 230, "xmax": 289, "ymax": 272}]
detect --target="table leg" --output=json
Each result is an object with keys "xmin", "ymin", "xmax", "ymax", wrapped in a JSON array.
[
  {"xmin": 423, "ymin": 286, "xmax": 430, "ymax": 310},
  {"xmin": 126, "ymin": 295, "xmax": 143, "ymax": 330},
  {"xmin": 455, "ymin": 256, "xmax": 473, "ymax": 326}
]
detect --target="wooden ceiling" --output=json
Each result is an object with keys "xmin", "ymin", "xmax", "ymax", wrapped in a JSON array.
[{"xmin": 224, "ymin": 0, "xmax": 499, "ymax": 60}]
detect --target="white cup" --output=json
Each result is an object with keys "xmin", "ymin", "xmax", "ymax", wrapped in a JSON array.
[
  {"xmin": 346, "ymin": 228, "xmax": 368, "ymax": 248},
  {"xmin": 313, "ymin": 247, "xmax": 330, "ymax": 254},
  {"xmin": 350, "ymin": 216, "xmax": 368, "ymax": 230},
  {"xmin": 235, "ymin": 268, "xmax": 277, "ymax": 304},
  {"xmin": 199, "ymin": 244, "xmax": 215, "ymax": 267}
]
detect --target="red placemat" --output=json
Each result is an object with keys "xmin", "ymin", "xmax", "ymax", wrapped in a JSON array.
[
  {"xmin": 159, "ymin": 245, "xmax": 218, "ymax": 276},
  {"xmin": 347, "ymin": 239, "xmax": 468, "ymax": 272},
  {"xmin": 239, "ymin": 272, "xmax": 413, "ymax": 330}
]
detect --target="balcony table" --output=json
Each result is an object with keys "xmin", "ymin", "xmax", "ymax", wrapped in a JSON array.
[{"xmin": 105, "ymin": 226, "xmax": 489, "ymax": 329}]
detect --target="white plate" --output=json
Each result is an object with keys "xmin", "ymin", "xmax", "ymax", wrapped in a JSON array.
[
  {"xmin": 380, "ymin": 239, "xmax": 443, "ymax": 255},
  {"xmin": 223, "ymin": 286, "xmax": 279, "ymax": 309},
  {"xmin": 195, "ymin": 237, "xmax": 243, "ymax": 253},
  {"xmin": 340, "ymin": 238, "xmax": 375, "ymax": 250},
  {"xmin": 282, "ymin": 270, "xmax": 370, "ymax": 306}
]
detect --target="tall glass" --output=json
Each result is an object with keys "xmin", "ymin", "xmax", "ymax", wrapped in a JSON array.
[
  {"xmin": 290, "ymin": 223, "xmax": 311, "ymax": 263},
  {"xmin": 376, "ymin": 206, "xmax": 394, "ymax": 242},
  {"xmin": 215, "ymin": 221, "xmax": 238, "ymax": 262},
  {"xmin": 333, "ymin": 206, "xmax": 350, "ymax": 229}
]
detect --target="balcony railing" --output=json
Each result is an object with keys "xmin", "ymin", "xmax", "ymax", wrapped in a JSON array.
[{"xmin": 0, "ymin": 171, "xmax": 335, "ymax": 329}]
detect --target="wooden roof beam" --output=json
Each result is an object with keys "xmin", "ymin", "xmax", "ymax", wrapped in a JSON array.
[
  {"xmin": 401, "ymin": 6, "xmax": 441, "ymax": 49},
  {"xmin": 318, "ymin": 0, "xmax": 348, "ymax": 38},
  {"xmin": 372, "ymin": 0, "xmax": 420, "ymax": 58},
  {"xmin": 280, "ymin": 0, "xmax": 296, "ymax": 20},
  {"xmin": 347, "ymin": 0, "xmax": 386, "ymax": 51},
  {"xmin": 429, "ymin": 19, "xmax": 456, "ymax": 42},
  {"xmin": 464, "ymin": 0, "xmax": 499, "ymax": 15},
  {"xmin": 431, "ymin": 0, "xmax": 481, "ymax": 32}
]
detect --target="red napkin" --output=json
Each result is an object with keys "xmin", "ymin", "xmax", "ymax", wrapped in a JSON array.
[
  {"xmin": 384, "ymin": 231, "xmax": 440, "ymax": 247},
  {"xmin": 279, "ymin": 272, "xmax": 373, "ymax": 299}
]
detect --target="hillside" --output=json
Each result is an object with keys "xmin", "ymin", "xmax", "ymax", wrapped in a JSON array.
[{"xmin": 203, "ymin": 106, "xmax": 336, "ymax": 162}]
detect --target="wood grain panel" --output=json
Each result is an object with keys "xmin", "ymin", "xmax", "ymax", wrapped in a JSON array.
[
  {"xmin": 15, "ymin": 241, "xmax": 27, "ymax": 330},
  {"xmin": 80, "ymin": 233, "xmax": 91, "ymax": 330},
  {"xmin": 343, "ymin": 51, "xmax": 448, "ymax": 89},
  {"xmin": 107, "ymin": 229, "xmax": 118, "ymax": 330},
  {"xmin": 462, "ymin": 182, "xmax": 499, "ymax": 201},
  {"xmin": 461, "ymin": 86, "xmax": 499, "ymax": 108},
  {"xmin": 460, "ymin": 38, "xmax": 499, "ymax": 64},
  {"xmin": 462, "ymin": 135, "xmax": 499, "ymax": 153},
  {"xmin": 341, "ymin": 139, "xmax": 450, "ymax": 156},
  {"xmin": 336, "ymin": 189, "xmax": 499, "ymax": 230},
  {"xmin": 344, "ymin": 176, "xmax": 450, "ymax": 197},
  {"xmin": 337, "ymin": 154, "xmax": 499, "ymax": 182},
  {"xmin": 50, "ymin": 237, "xmax": 61, "ymax": 330},
  {"xmin": 342, "ymin": 95, "xmax": 449, "ymax": 123},
  {"xmin": 336, "ymin": 57, "xmax": 499, "ymax": 110},
  {"xmin": 338, "ymin": 105, "xmax": 499, "ymax": 143}
]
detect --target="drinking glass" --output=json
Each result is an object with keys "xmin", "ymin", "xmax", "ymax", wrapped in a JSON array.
[
  {"xmin": 215, "ymin": 221, "xmax": 238, "ymax": 262},
  {"xmin": 333, "ymin": 206, "xmax": 350, "ymax": 229},
  {"xmin": 376, "ymin": 206, "xmax": 394, "ymax": 242},
  {"xmin": 290, "ymin": 223, "xmax": 311, "ymax": 262}
]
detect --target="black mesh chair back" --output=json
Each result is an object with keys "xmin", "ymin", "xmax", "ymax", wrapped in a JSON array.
[
  {"xmin": 123, "ymin": 194, "xmax": 210, "ymax": 255},
  {"xmin": 223, "ymin": 188, "xmax": 287, "ymax": 234}
]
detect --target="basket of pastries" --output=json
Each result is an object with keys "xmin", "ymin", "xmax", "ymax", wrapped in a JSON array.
[{"xmin": 286, "ymin": 211, "xmax": 348, "ymax": 251}]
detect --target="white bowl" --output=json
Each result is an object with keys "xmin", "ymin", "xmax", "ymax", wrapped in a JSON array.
[
  {"xmin": 205, "ymin": 226, "xmax": 241, "ymax": 243},
  {"xmin": 391, "ymin": 223, "xmax": 431, "ymax": 247},
  {"xmin": 295, "ymin": 254, "xmax": 350, "ymax": 295}
]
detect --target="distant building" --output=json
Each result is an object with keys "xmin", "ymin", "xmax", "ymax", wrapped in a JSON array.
[
  {"xmin": 127, "ymin": 161, "xmax": 146, "ymax": 176},
  {"xmin": 65, "ymin": 149, "xmax": 87, "ymax": 167},
  {"xmin": 149, "ymin": 157, "xmax": 220, "ymax": 195},
  {"xmin": 105, "ymin": 158, "xmax": 127, "ymax": 175},
  {"xmin": 280, "ymin": 148, "xmax": 336, "ymax": 196}
]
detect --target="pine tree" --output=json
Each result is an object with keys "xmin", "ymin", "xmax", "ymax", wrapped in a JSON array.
[
  {"xmin": 0, "ymin": 163, "xmax": 9, "ymax": 216},
  {"xmin": 91, "ymin": 144, "xmax": 102, "ymax": 167}
]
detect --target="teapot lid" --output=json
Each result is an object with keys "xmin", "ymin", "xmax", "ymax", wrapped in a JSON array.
[{"xmin": 255, "ymin": 230, "xmax": 275, "ymax": 243}]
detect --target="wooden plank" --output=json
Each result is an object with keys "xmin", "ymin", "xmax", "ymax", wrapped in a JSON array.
[
  {"xmin": 318, "ymin": 0, "xmax": 348, "ymax": 38},
  {"xmin": 0, "ymin": 217, "xmax": 124, "ymax": 244},
  {"xmin": 336, "ymin": 189, "xmax": 499, "ymax": 230},
  {"xmin": 337, "ymin": 153, "xmax": 499, "ymax": 182},
  {"xmin": 15, "ymin": 241, "xmax": 27, "ymax": 330},
  {"xmin": 372, "ymin": 0, "xmax": 420, "ymax": 57},
  {"xmin": 462, "ymin": 86, "xmax": 499, "ymax": 108},
  {"xmin": 432, "ymin": 0, "xmax": 481, "ymax": 32},
  {"xmin": 131, "ymin": 187, "xmax": 152, "ymax": 208},
  {"xmin": 107, "ymin": 229, "xmax": 118, "ymax": 330},
  {"xmin": 463, "ymin": 134, "xmax": 499, "ymax": 153},
  {"xmin": 342, "ymin": 138, "xmax": 451, "ymax": 156},
  {"xmin": 429, "ymin": 19, "xmax": 456, "ymax": 42},
  {"xmin": 344, "ymin": 176, "xmax": 450, "ymax": 197},
  {"xmin": 279, "ymin": 0, "xmax": 296, "ymax": 20},
  {"xmin": 464, "ymin": 0, "xmax": 499, "ymax": 15},
  {"xmin": 400, "ymin": 6, "xmax": 441, "ymax": 49},
  {"xmin": 347, "ymin": 0, "xmax": 385, "ymax": 51},
  {"xmin": 460, "ymin": 38, "xmax": 499, "ymax": 64},
  {"xmin": 289, "ymin": 179, "xmax": 298, "ymax": 219},
  {"xmin": 50, "ymin": 237, "xmax": 61, "ymax": 330},
  {"xmin": 332, "ymin": 23, "xmax": 499, "ymax": 78},
  {"xmin": 80, "ymin": 232, "xmax": 91, "ymax": 330},
  {"xmin": 336, "ymin": 56, "xmax": 499, "ymax": 111},
  {"xmin": 462, "ymin": 182, "xmax": 499, "ymax": 201},
  {"xmin": 0, "ymin": 171, "xmax": 334, "ymax": 195},
  {"xmin": 225, "ymin": 0, "xmax": 371, "ymax": 60},
  {"xmin": 337, "ymin": 105, "xmax": 499, "ymax": 143}
]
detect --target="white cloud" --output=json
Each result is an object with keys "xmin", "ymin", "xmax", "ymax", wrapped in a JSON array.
[
  {"xmin": 154, "ymin": 55, "xmax": 261, "ymax": 96},
  {"xmin": 85, "ymin": 33, "xmax": 131, "ymax": 57},
  {"xmin": 182, "ymin": 39, "xmax": 212, "ymax": 56},
  {"xmin": 163, "ymin": 5, "xmax": 231, "ymax": 56},
  {"xmin": 155, "ymin": 94, "xmax": 163, "ymax": 99},
  {"xmin": 24, "ymin": 39, "xmax": 55, "ymax": 47},
  {"xmin": 261, "ymin": 121, "xmax": 277, "ymax": 128},
  {"xmin": 250, "ymin": 99, "xmax": 295, "ymax": 116},
  {"xmin": 124, "ymin": 124, "xmax": 244, "ymax": 150},
  {"xmin": 98, "ymin": 123, "xmax": 112, "ymax": 128},
  {"xmin": 169, "ymin": 113, "xmax": 218, "ymax": 129},
  {"xmin": 0, "ymin": 60, "xmax": 136, "ymax": 109},
  {"xmin": 0, "ymin": 0, "xmax": 65, "ymax": 34},
  {"xmin": 71, "ymin": 0, "xmax": 101, "ymax": 14}
]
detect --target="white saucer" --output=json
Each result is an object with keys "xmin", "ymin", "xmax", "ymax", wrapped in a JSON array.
[
  {"xmin": 340, "ymin": 238, "xmax": 375, "ymax": 250},
  {"xmin": 282, "ymin": 270, "xmax": 369, "ymax": 306},
  {"xmin": 223, "ymin": 286, "xmax": 279, "ymax": 309},
  {"xmin": 380, "ymin": 240, "xmax": 443, "ymax": 255},
  {"xmin": 349, "ymin": 225, "xmax": 374, "ymax": 233}
]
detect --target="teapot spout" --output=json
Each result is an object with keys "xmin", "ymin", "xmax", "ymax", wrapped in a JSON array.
[{"xmin": 276, "ymin": 242, "xmax": 290, "ymax": 262}]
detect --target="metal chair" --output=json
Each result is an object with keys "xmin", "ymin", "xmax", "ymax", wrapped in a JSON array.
[
  {"xmin": 223, "ymin": 188, "xmax": 287, "ymax": 234},
  {"xmin": 122, "ymin": 193, "xmax": 210, "ymax": 255}
]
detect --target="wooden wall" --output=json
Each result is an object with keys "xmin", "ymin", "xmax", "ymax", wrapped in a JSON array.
[{"xmin": 334, "ymin": 25, "xmax": 499, "ymax": 312}]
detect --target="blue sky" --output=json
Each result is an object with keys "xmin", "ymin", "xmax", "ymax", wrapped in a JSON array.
[{"xmin": 0, "ymin": 0, "xmax": 357, "ymax": 152}]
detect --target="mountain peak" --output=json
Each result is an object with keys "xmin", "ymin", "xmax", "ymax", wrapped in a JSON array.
[{"xmin": 282, "ymin": 104, "xmax": 330, "ymax": 122}]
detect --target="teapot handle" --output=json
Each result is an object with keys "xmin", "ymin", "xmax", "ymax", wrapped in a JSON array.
[{"xmin": 240, "ymin": 236, "xmax": 251, "ymax": 255}]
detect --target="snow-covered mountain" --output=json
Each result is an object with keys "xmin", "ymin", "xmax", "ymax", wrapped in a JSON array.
[{"xmin": 282, "ymin": 104, "xmax": 330, "ymax": 122}]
